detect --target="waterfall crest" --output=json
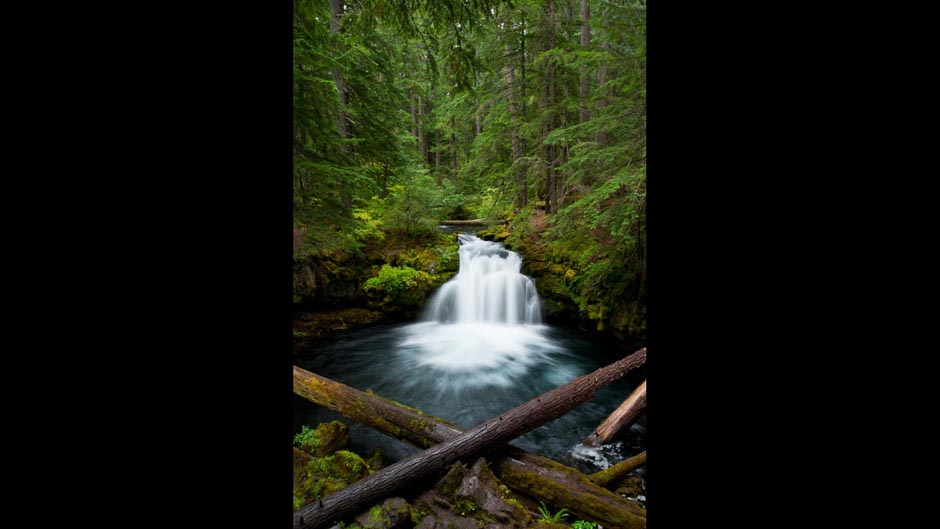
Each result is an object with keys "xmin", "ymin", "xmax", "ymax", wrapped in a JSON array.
[{"xmin": 424, "ymin": 234, "xmax": 542, "ymax": 325}]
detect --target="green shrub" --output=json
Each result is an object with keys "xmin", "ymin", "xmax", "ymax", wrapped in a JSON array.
[
  {"xmin": 572, "ymin": 521, "xmax": 599, "ymax": 529},
  {"xmin": 293, "ymin": 425, "xmax": 320, "ymax": 451},
  {"xmin": 363, "ymin": 265, "xmax": 434, "ymax": 310}
]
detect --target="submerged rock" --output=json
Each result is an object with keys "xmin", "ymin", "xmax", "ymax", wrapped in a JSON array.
[{"xmin": 614, "ymin": 474, "xmax": 646, "ymax": 502}]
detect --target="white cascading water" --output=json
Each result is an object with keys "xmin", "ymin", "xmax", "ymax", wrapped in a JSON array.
[
  {"xmin": 397, "ymin": 233, "xmax": 566, "ymax": 384},
  {"xmin": 424, "ymin": 233, "xmax": 542, "ymax": 324}
]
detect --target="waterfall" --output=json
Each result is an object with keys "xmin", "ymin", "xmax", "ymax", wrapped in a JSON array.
[
  {"xmin": 397, "ymin": 233, "xmax": 554, "ymax": 375},
  {"xmin": 424, "ymin": 234, "xmax": 542, "ymax": 325}
]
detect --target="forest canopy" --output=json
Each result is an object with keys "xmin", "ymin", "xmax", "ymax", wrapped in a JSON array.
[{"xmin": 293, "ymin": 0, "xmax": 646, "ymax": 335}]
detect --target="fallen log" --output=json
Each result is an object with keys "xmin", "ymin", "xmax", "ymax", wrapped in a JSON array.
[
  {"xmin": 440, "ymin": 219, "xmax": 486, "ymax": 226},
  {"xmin": 293, "ymin": 348, "xmax": 647, "ymax": 529},
  {"xmin": 583, "ymin": 379, "xmax": 646, "ymax": 447},
  {"xmin": 591, "ymin": 450, "xmax": 647, "ymax": 488},
  {"xmin": 293, "ymin": 367, "xmax": 462, "ymax": 449},
  {"xmin": 294, "ymin": 366, "xmax": 645, "ymax": 527}
]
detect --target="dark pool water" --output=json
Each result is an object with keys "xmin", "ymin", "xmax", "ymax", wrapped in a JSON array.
[{"xmin": 293, "ymin": 321, "xmax": 645, "ymax": 474}]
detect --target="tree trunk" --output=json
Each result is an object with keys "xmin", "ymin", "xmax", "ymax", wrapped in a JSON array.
[
  {"xmin": 293, "ymin": 348, "xmax": 647, "ymax": 529},
  {"xmin": 596, "ymin": 7, "xmax": 609, "ymax": 145},
  {"xmin": 434, "ymin": 129, "xmax": 441, "ymax": 184},
  {"xmin": 591, "ymin": 451, "xmax": 647, "ymax": 488},
  {"xmin": 328, "ymin": 0, "xmax": 351, "ymax": 210},
  {"xmin": 583, "ymin": 380, "xmax": 647, "ymax": 447},
  {"xmin": 507, "ymin": 42, "xmax": 524, "ymax": 208},
  {"xmin": 544, "ymin": 0, "xmax": 557, "ymax": 214},
  {"xmin": 440, "ymin": 219, "xmax": 487, "ymax": 226},
  {"xmin": 579, "ymin": 0, "xmax": 590, "ymax": 125},
  {"xmin": 293, "ymin": 365, "xmax": 646, "ymax": 527},
  {"xmin": 451, "ymin": 117, "xmax": 458, "ymax": 181},
  {"xmin": 420, "ymin": 96, "xmax": 429, "ymax": 166},
  {"xmin": 328, "ymin": 0, "xmax": 348, "ymax": 144},
  {"xmin": 410, "ymin": 95, "xmax": 418, "ymax": 139},
  {"xmin": 519, "ymin": 9, "xmax": 528, "ymax": 187}
]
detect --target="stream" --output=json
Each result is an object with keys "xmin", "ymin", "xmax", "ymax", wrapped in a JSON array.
[{"xmin": 293, "ymin": 234, "xmax": 646, "ymax": 475}]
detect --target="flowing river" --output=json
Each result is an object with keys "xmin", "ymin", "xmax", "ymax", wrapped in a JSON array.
[{"xmin": 294, "ymin": 234, "xmax": 645, "ymax": 474}]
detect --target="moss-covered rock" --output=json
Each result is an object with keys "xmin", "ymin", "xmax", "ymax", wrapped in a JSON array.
[
  {"xmin": 412, "ymin": 458, "xmax": 531, "ymax": 529},
  {"xmin": 293, "ymin": 449, "xmax": 371, "ymax": 509},
  {"xmin": 294, "ymin": 421, "xmax": 349, "ymax": 457},
  {"xmin": 614, "ymin": 474, "xmax": 646, "ymax": 500},
  {"xmin": 354, "ymin": 498, "xmax": 413, "ymax": 529},
  {"xmin": 363, "ymin": 265, "xmax": 436, "ymax": 317},
  {"xmin": 293, "ymin": 308, "xmax": 385, "ymax": 353},
  {"xmin": 365, "ymin": 448, "xmax": 384, "ymax": 472},
  {"xmin": 476, "ymin": 224, "xmax": 510, "ymax": 242}
]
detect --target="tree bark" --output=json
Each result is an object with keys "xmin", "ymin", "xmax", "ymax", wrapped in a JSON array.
[
  {"xmin": 507, "ymin": 41, "xmax": 524, "ymax": 208},
  {"xmin": 420, "ymin": 96, "xmax": 429, "ymax": 166},
  {"xmin": 328, "ymin": 0, "xmax": 351, "ymax": 210},
  {"xmin": 579, "ymin": 0, "xmax": 590, "ymax": 125},
  {"xmin": 293, "ymin": 348, "xmax": 647, "ymax": 529},
  {"xmin": 591, "ymin": 450, "xmax": 647, "ymax": 488},
  {"xmin": 451, "ymin": 116, "xmax": 458, "ymax": 181},
  {"xmin": 410, "ymin": 94, "xmax": 418, "ymax": 139},
  {"xmin": 544, "ymin": 0, "xmax": 557, "ymax": 214},
  {"xmin": 583, "ymin": 380, "xmax": 647, "ymax": 447},
  {"xmin": 293, "ymin": 364, "xmax": 646, "ymax": 527},
  {"xmin": 434, "ymin": 129, "xmax": 441, "ymax": 184},
  {"xmin": 440, "ymin": 219, "xmax": 487, "ymax": 226},
  {"xmin": 596, "ymin": 6, "xmax": 609, "ymax": 146}
]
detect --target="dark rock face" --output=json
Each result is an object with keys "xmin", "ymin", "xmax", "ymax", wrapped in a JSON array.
[
  {"xmin": 354, "ymin": 497, "xmax": 413, "ymax": 529},
  {"xmin": 411, "ymin": 458, "xmax": 532, "ymax": 529}
]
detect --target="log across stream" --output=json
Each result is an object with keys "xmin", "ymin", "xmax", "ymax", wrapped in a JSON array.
[
  {"xmin": 294, "ymin": 234, "xmax": 646, "ymax": 528},
  {"xmin": 293, "ymin": 322, "xmax": 645, "ymax": 473}
]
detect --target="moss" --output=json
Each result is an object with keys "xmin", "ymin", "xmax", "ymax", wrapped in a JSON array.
[
  {"xmin": 369, "ymin": 505, "xmax": 383, "ymax": 520},
  {"xmin": 453, "ymin": 498, "xmax": 477, "ymax": 516},
  {"xmin": 411, "ymin": 508, "xmax": 430, "ymax": 524},
  {"xmin": 438, "ymin": 463, "xmax": 467, "ymax": 497},
  {"xmin": 294, "ymin": 449, "xmax": 371, "ymax": 506},
  {"xmin": 493, "ymin": 457, "xmax": 645, "ymax": 528},
  {"xmin": 477, "ymin": 223, "xmax": 510, "ymax": 242},
  {"xmin": 293, "ymin": 308, "xmax": 385, "ymax": 352},
  {"xmin": 294, "ymin": 421, "xmax": 349, "ymax": 457}
]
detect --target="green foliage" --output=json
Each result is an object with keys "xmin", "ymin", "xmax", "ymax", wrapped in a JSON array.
[
  {"xmin": 369, "ymin": 505, "xmax": 383, "ymax": 519},
  {"xmin": 363, "ymin": 265, "xmax": 434, "ymax": 311},
  {"xmin": 543, "ymin": 164, "xmax": 646, "ymax": 333},
  {"xmin": 411, "ymin": 508, "xmax": 430, "ymax": 524},
  {"xmin": 454, "ymin": 498, "xmax": 477, "ymax": 516},
  {"xmin": 292, "ymin": 0, "xmax": 646, "ymax": 336},
  {"xmin": 294, "ymin": 450, "xmax": 370, "ymax": 505},
  {"xmin": 571, "ymin": 521, "xmax": 599, "ymax": 529},
  {"xmin": 379, "ymin": 173, "xmax": 447, "ymax": 239},
  {"xmin": 293, "ymin": 494, "xmax": 303, "ymax": 510},
  {"xmin": 536, "ymin": 502, "xmax": 570, "ymax": 523},
  {"xmin": 293, "ymin": 425, "xmax": 321, "ymax": 451},
  {"xmin": 435, "ymin": 245, "xmax": 459, "ymax": 273},
  {"xmin": 364, "ymin": 265, "xmax": 431, "ymax": 295}
]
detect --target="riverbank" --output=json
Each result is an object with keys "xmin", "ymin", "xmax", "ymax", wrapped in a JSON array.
[{"xmin": 293, "ymin": 219, "xmax": 645, "ymax": 356}]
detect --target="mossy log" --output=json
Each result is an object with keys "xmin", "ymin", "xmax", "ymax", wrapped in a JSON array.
[
  {"xmin": 591, "ymin": 451, "xmax": 647, "ymax": 488},
  {"xmin": 583, "ymin": 379, "xmax": 646, "ymax": 447},
  {"xmin": 440, "ymin": 219, "xmax": 486, "ymax": 226},
  {"xmin": 293, "ymin": 366, "xmax": 646, "ymax": 528},
  {"xmin": 293, "ymin": 348, "xmax": 647, "ymax": 529}
]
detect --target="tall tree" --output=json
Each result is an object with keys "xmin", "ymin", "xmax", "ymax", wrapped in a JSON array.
[{"xmin": 579, "ymin": 0, "xmax": 590, "ymax": 125}]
